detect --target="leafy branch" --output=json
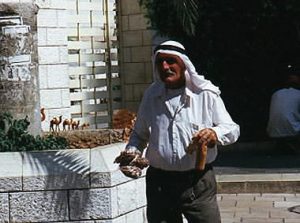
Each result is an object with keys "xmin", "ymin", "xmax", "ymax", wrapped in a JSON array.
[{"xmin": 139, "ymin": 0, "xmax": 199, "ymax": 36}]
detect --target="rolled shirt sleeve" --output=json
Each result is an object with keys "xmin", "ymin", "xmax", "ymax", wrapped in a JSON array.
[
  {"xmin": 126, "ymin": 97, "xmax": 150, "ymax": 153},
  {"xmin": 211, "ymin": 96, "xmax": 240, "ymax": 145}
]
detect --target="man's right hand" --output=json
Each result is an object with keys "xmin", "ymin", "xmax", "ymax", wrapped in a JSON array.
[
  {"xmin": 114, "ymin": 148, "xmax": 141, "ymax": 166},
  {"xmin": 114, "ymin": 147, "xmax": 149, "ymax": 179}
]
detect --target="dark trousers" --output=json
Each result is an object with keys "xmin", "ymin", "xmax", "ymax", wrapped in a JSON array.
[{"xmin": 146, "ymin": 165, "xmax": 221, "ymax": 223}]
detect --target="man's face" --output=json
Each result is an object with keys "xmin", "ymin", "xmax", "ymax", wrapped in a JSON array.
[{"xmin": 155, "ymin": 53, "xmax": 186, "ymax": 89}]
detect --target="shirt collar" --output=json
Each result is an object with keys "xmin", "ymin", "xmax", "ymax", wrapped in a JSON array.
[{"xmin": 153, "ymin": 82, "xmax": 192, "ymax": 107}]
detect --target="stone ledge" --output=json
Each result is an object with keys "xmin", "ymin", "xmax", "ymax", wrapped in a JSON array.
[
  {"xmin": 218, "ymin": 181, "xmax": 300, "ymax": 193},
  {"xmin": 0, "ymin": 142, "xmax": 299, "ymax": 193},
  {"xmin": 217, "ymin": 173, "xmax": 300, "ymax": 183},
  {"xmin": 0, "ymin": 142, "xmax": 135, "ymax": 192},
  {"xmin": 0, "ymin": 142, "xmax": 147, "ymax": 222},
  {"xmin": 214, "ymin": 141, "xmax": 300, "ymax": 193},
  {"xmin": 216, "ymin": 172, "xmax": 300, "ymax": 193}
]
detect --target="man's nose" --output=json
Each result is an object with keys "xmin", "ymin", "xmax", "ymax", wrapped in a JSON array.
[{"xmin": 162, "ymin": 61, "xmax": 169, "ymax": 70}]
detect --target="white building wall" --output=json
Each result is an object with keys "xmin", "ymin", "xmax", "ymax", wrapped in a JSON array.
[
  {"xmin": 36, "ymin": 0, "xmax": 71, "ymax": 131},
  {"xmin": 0, "ymin": 0, "xmax": 158, "ymax": 131}
]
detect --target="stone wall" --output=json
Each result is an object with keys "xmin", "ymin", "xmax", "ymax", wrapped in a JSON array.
[
  {"xmin": 36, "ymin": 0, "xmax": 71, "ymax": 131},
  {"xmin": 0, "ymin": 1, "xmax": 40, "ymax": 135},
  {"xmin": 0, "ymin": 142, "xmax": 147, "ymax": 222},
  {"xmin": 37, "ymin": 0, "xmax": 158, "ymax": 128},
  {"xmin": 0, "ymin": 0, "xmax": 162, "ymax": 129},
  {"xmin": 36, "ymin": 0, "xmax": 157, "ymax": 128},
  {"xmin": 118, "ymin": 0, "xmax": 155, "ymax": 112}
]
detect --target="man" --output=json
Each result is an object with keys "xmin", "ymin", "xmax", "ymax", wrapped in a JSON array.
[
  {"xmin": 267, "ymin": 63, "xmax": 300, "ymax": 153},
  {"xmin": 121, "ymin": 40, "xmax": 240, "ymax": 223}
]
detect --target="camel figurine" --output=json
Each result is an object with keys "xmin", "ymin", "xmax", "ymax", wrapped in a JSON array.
[
  {"xmin": 40, "ymin": 108, "xmax": 46, "ymax": 122},
  {"xmin": 49, "ymin": 115, "xmax": 62, "ymax": 132},
  {"xmin": 81, "ymin": 122, "xmax": 90, "ymax": 130},
  {"xmin": 62, "ymin": 118, "xmax": 73, "ymax": 131},
  {"xmin": 71, "ymin": 120, "xmax": 80, "ymax": 130}
]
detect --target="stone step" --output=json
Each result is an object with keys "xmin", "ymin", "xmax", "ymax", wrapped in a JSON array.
[
  {"xmin": 214, "ymin": 141, "xmax": 300, "ymax": 193},
  {"xmin": 216, "ymin": 171, "xmax": 300, "ymax": 193}
]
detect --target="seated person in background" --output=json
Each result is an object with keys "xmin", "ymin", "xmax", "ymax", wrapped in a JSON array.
[{"xmin": 266, "ymin": 62, "xmax": 300, "ymax": 153}]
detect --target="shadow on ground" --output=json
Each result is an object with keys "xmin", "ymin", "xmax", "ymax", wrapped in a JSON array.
[{"xmin": 214, "ymin": 141, "xmax": 300, "ymax": 174}]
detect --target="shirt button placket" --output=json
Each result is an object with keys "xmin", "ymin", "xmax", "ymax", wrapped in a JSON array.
[{"xmin": 172, "ymin": 124, "xmax": 178, "ymax": 162}]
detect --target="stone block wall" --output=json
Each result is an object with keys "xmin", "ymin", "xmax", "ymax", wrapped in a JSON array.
[
  {"xmin": 0, "ymin": 1, "xmax": 41, "ymax": 135},
  {"xmin": 118, "ymin": 0, "xmax": 155, "ymax": 112},
  {"xmin": 37, "ymin": 0, "xmax": 159, "ymax": 126},
  {"xmin": 0, "ymin": 0, "xmax": 163, "ymax": 130},
  {"xmin": 36, "ymin": 0, "xmax": 158, "ymax": 129},
  {"xmin": 36, "ymin": 0, "xmax": 71, "ymax": 131},
  {"xmin": 0, "ymin": 142, "xmax": 147, "ymax": 222}
]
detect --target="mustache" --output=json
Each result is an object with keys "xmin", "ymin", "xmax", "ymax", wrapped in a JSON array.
[{"xmin": 165, "ymin": 69, "xmax": 175, "ymax": 75}]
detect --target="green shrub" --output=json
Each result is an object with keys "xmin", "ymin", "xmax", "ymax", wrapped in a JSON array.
[{"xmin": 0, "ymin": 112, "xmax": 68, "ymax": 152}]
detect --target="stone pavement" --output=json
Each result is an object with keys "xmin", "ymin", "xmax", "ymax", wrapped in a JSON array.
[
  {"xmin": 213, "ymin": 141, "xmax": 300, "ymax": 223},
  {"xmin": 218, "ymin": 193, "xmax": 300, "ymax": 223}
]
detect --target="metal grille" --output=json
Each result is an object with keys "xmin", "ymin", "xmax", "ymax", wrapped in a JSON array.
[{"xmin": 67, "ymin": 0, "xmax": 120, "ymax": 129}]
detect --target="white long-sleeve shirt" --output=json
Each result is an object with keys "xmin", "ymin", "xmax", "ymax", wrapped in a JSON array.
[{"xmin": 127, "ymin": 83, "xmax": 240, "ymax": 171}]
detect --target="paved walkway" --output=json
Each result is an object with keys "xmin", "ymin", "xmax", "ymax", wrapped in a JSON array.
[
  {"xmin": 213, "ymin": 142, "xmax": 300, "ymax": 222},
  {"xmin": 218, "ymin": 193, "xmax": 300, "ymax": 223}
]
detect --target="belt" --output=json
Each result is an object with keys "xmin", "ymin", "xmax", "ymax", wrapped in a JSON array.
[{"xmin": 148, "ymin": 164, "xmax": 212, "ymax": 181}]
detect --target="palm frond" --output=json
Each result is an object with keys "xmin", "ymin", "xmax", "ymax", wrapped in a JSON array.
[
  {"xmin": 139, "ymin": 0, "xmax": 199, "ymax": 36},
  {"xmin": 173, "ymin": 0, "xmax": 199, "ymax": 35},
  {"xmin": 173, "ymin": 0, "xmax": 199, "ymax": 34}
]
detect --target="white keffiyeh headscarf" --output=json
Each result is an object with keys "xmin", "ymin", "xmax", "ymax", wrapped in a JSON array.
[{"xmin": 153, "ymin": 40, "xmax": 220, "ymax": 95}]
